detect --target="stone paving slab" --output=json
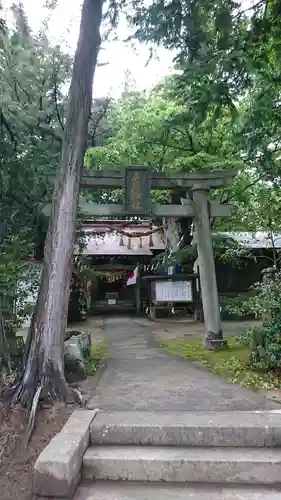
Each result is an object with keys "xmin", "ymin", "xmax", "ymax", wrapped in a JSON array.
[
  {"xmin": 74, "ymin": 482, "xmax": 281, "ymax": 500},
  {"xmin": 90, "ymin": 410, "xmax": 281, "ymax": 447},
  {"xmin": 83, "ymin": 445, "xmax": 281, "ymax": 484},
  {"xmin": 88, "ymin": 317, "xmax": 278, "ymax": 412}
]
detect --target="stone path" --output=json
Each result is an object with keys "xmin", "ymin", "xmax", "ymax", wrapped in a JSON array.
[{"xmin": 89, "ymin": 316, "xmax": 278, "ymax": 411}]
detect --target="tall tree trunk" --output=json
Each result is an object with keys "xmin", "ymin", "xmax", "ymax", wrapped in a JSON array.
[
  {"xmin": 14, "ymin": 0, "xmax": 104, "ymax": 408},
  {"xmin": 171, "ymin": 190, "xmax": 193, "ymax": 247}
]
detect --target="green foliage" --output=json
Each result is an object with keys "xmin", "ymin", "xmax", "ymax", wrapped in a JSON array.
[
  {"xmin": 152, "ymin": 232, "xmax": 249, "ymax": 270},
  {"xmin": 239, "ymin": 322, "xmax": 281, "ymax": 372},
  {"xmin": 250, "ymin": 324, "xmax": 281, "ymax": 371},
  {"xmin": 159, "ymin": 335, "xmax": 280, "ymax": 391},
  {"xmin": 129, "ymin": 0, "xmax": 281, "ymax": 182},
  {"xmin": 219, "ymin": 293, "xmax": 258, "ymax": 320},
  {"xmin": 84, "ymin": 84, "xmax": 259, "ymax": 239},
  {"xmin": 126, "ymin": 0, "xmax": 281, "ymax": 260},
  {"xmin": 0, "ymin": 6, "xmax": 72, "ymax": 338},
  {"xmin": 84, "ymin": 77, "xmax": 281, "ymax": 243},
  {"xmin": 85, "ymin": 86, "xmax": 242, "ymax": 177},
  {"xmin": 13, "ymin": 263, "xmax": 41, "ymax": 329},
  {"xmin": 84, "ymin": 341, "xmax": 109, "ymax": 375},
  {"xmin": 234, "ymin": 271, "xmax": 281, "ymax": 371},
  {"xmin": 0, "ymin": 229, "xmax": 40, "ymax": 327}
]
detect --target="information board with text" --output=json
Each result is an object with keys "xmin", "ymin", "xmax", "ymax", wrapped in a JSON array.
[{"xmin": 155, "ymin": 280, "xmax": 193, "ymax": 302}]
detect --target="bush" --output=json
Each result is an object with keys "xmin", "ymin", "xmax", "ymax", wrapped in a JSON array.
[
  {"xmin": 237, "ymin": 270, "xmax": 281, "ymax": 371},
  {"xmin": 219, "ymin": 293, "xmax": 258, "ymax": 320}
]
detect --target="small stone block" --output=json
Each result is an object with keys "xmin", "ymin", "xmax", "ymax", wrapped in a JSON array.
[
  {"xmin": 33, "ymin": 409, "xmax": 98, "ymax": 498},
  {"xmin": 203, "ymin": 338, "xmax": 228, "ymax": 350}
]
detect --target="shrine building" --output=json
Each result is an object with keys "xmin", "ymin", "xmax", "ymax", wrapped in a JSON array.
[{"xmin": 80, "ymin": 219, "xmax": 165, "ymax": 314}]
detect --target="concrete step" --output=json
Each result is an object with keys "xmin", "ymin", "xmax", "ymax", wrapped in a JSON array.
[
  {"xmin": 74, "ymin": 482, "xmax": 281, "ymax": 499},
  {"xmin": 90, "ymin": 410, "xmax": 281, "ymax": 447},
  {"xmin": 83, "ymin": 445, "xmax": 281, "ymax": 484}
]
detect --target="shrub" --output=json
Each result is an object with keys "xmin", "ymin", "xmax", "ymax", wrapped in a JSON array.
[
  {"xmin": 219, "ymin": 293, "xmax": 258, "ymax": 320},
  {"xmin": 237, "ymin": 270, "xmax": 281, "ymax": 371}
]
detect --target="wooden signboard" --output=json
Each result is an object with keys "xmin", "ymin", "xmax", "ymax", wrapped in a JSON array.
[{"xmin": 123, "ymin": 166, "xmax": 151, "ymax": 215}]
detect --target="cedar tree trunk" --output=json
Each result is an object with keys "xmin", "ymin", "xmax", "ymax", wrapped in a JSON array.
[{"xmin": 14, "ymin": 0, "xmax": 104, "ymax": 407}]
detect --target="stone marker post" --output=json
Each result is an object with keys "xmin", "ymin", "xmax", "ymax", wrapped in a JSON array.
[{"xmin": 192, "ymin": 185, "xmax": 226, "ymax": 349}]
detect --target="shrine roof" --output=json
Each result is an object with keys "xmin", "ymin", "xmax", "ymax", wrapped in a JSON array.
[
  {"xmin": 217, "ymin": 232, "xmax": 281, "ymax": 249},
  {"xmin": 80, "ymin": 220, "xmax": 165, "ymax": 256}
]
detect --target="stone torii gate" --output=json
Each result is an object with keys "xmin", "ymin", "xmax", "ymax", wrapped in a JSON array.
[{"xmin": 78, "ymin": 166, "xmax": 237, "ymax": 349}]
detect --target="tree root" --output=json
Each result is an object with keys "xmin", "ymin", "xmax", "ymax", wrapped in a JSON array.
[
  {"xmin": 0, "ymin": 313, "xmax": 84, "ymax": 444},
  {"xmin": 1, "ymin": 371, "xmax": 83, "ymax": 445},
  {"xmin": 25, "ymin": 383, "xmax": 43, "ymax": 449}
]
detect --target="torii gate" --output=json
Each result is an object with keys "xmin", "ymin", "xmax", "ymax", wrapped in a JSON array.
[{"xmin": 74, "ymin": 166, "xmax": 237, "ymax": 349}]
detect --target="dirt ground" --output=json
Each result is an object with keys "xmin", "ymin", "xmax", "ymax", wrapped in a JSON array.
[
  {"xmin": 0, "ymin": 368, "xmax": 104, "ymax": 500},
  {"xmin": 1, "ymin": 317, "xmax": 106, "ymax": 500},
  {"xmin": 0, "ymin": 401, "xmax": 71, "ymax": 500}
]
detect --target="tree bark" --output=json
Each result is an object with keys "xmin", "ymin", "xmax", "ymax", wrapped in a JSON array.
[
  {"xmin": 14, "ymin": 0, "xmax": 104, "ymax": 408},
  {"xmin": 171, "ymin": 190, "xmax": 193, "ymax": 247}
]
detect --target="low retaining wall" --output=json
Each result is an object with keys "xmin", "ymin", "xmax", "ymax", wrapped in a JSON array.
[{"xmin": 33, "ymin": 409, "xmax": 99, "ymax": 498}]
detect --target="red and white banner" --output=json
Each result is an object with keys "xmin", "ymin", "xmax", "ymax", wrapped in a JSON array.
[{"xmin": 126, "ymin": 266, "xmax": 139, "ymax": 286}]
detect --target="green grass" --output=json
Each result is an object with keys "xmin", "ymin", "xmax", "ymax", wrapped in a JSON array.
[
  {"xmin": 159, "ymin": 336, "xmax": 281, "ymax": 391},
  {"xmin": 84, "ymin": 341, "xmax": 109, "ymax": 375}
]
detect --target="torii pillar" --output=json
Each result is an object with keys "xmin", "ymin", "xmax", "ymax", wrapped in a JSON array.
[{"xmin": 192, "ymin": 184, "xmax": 226, "ymax": 349}]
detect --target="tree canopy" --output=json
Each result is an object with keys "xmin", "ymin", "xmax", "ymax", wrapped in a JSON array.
[
  {"xmin": 1, "ymin": 0, "xmax": 281, "ymax": 302},
  {"xmin": 0, "ymin": 4, "xmax": 70, "ymax": 334},
  {"xmin": 128, "ymin": 0, "xmax": 281, "ymax": 178}
]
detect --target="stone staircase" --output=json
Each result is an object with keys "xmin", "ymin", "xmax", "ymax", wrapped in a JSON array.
[{"xmin": 73, "ymin": 410, "xmax": 281, "ymax": 499}]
